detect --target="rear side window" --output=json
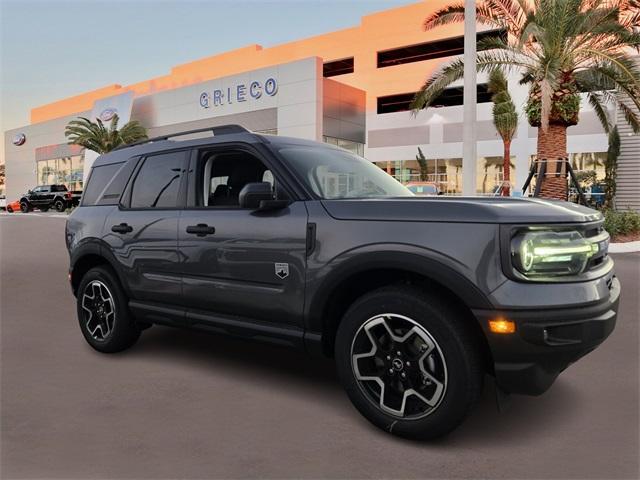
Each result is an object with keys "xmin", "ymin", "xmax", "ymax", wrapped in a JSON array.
[
  {"xmin": 51, "ymin": 185, "xmax": 68, "ymax": 192},
  {"xmin": 129, "ymin": 151, "xmax": 186, "ymax": 208},
  {"xmin": 82, "ymin": 163, "xmax": 122, "ymax": 205},
  {"xmin": 96, "ymin": 159, "xmax": 139, "ymax": 205}
]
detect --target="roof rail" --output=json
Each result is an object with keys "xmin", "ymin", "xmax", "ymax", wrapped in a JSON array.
[{"xmin": 114, "ymin": 124, "xmax": 250, "ymax": 151}]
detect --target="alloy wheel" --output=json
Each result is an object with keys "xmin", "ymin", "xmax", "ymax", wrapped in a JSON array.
[
  {"xmin": 81, "ymin": 280, "xmax": 116, "ymax": 341},
  {"xmin": 350, "ymin": 314, "xmax": 448, "ymax": 419}
]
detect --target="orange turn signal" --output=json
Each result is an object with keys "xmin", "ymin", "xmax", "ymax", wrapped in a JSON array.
[{"xmin": 489, "ymin": 318, "xmax": 516, "ymax": 334}]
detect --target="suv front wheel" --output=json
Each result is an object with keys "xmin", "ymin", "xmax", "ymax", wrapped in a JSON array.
[
  {"xmin": 77, "ymin": 266, "xmax": 141, "ymax": 353},
  {"xmin": 335, "ymin": 285, "xmax": 483, "ymax": 440}
]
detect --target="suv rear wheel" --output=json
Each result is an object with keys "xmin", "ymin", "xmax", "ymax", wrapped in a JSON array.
[
  {"xmin": 77, "ymin": 266, "xmax": 141, "ymax": 353},
  {"xmin": 54, "ymin": 199, "xmax": 66, "ymax": 212},
  {"xmin": 335, "ymin": 285, "xmax": 483, "ymax": 440}
]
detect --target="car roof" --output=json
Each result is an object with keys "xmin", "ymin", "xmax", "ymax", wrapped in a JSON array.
[{"xmin": 92, "ymin": 129, "xmax": 336, "ymax": 168}]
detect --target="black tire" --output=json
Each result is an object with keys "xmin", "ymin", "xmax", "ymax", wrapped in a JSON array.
[
  {"xmin": 6, "ymin": 206, "xmax": 13, "ymax": 213},
  {"xmin": 20, "ymin": 202, "xmax": 30, "ymax": 213},
  {"xmin": 76, "ymin": 266, "xmax": 141, "ymax": 353},
  {"xmin": 335, "ymin": 285, "xmax": 484, "ymax": 440},
  {"xmin": 54, "ymin": 199, "xmax": 65, "ymax": 212}
]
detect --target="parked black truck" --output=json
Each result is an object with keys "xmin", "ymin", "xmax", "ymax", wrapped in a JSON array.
[
  {"xmin": 20, "ymin": 184, "xmax": 81, "ymax": 212},
  {"xmin": 65, "ymin": 125, "xmax": 619, "ymax": 439}
]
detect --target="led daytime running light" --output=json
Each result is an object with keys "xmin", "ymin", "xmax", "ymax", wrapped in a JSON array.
[{"xmin": 532, "ymin": 244, "xmax": 594, "ymax": 256}]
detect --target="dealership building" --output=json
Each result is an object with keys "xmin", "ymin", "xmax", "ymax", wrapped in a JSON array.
[{"xmin": 4, "ymin": 1, "xmax": 639, "ymax": 209}]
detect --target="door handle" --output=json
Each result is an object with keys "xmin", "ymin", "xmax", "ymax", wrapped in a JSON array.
[
  {"xmin": 111, "ymin": 223, "xmax": 133, "ymax": 234},
  {"xmin": 186, "ymin": 224, "xmax": 216, "ymax": 237}
]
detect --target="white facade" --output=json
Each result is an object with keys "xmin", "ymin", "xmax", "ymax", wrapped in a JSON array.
[{"xmin": 3, "ymin": 57, "xmax": 365, "ymax": 201}]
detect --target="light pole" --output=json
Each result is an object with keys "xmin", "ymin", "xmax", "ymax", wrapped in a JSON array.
[{"xmin": 462, "ymin": 0, "xmax": 477, "ymax": 196}]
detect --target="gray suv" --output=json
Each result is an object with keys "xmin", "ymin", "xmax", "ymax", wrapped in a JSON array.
[{"xmin": 66, "ymin": 125, "xmax": 620, "ymax": 439}]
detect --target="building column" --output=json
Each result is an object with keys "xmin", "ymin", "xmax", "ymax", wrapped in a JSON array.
[
  {"xmin": 462, "ymin": 0, "xmax": 477, "ymax": 196},
  {"xmin": 510, "ymin": 73, "xmax": 531, "ymax": 194}
]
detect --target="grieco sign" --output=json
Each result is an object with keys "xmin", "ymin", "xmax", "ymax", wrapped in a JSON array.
[{"xmin": 200, "ymin": 77, "xmax": 278, "ymax": 108}]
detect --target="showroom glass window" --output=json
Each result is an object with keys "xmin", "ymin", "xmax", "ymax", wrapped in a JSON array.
[
  {"xmin": 36, "ymin": 155, "xmax": 84, "ymax": 190},
  {"xmin": 374, "ymin": 158, "xmax": 463, "ymax": 194},
  {"xmin": 476, "ymin": 156, "xmax": 517, "ymax": 195},
  {"xmin": 323, "ymin": 136, "xmax": 364, "ymax": 156},
  {"xmin": 129, "ymin": 152, "xmax": 185, "ymax": 208}
]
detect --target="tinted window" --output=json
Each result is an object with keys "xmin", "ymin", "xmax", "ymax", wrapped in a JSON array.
[
  {"xmin": 323, "ymin": 58, "xmax": 354, "ymax": 77},
  {"xmin": 96, "ymin": 158, "xmax": 139, "ymax": 205},
  {"xmin": 377, "ymin": 29, "xmax": 506, "ymax": 68},
  {"xmin": 51, "ymin": 185, "xmax": 68, "ymax": 192},
  {"xmin": 377, "ymin": 85, "xmax": 491, "ymax": 114},
  {"xmin": 82, "ymin": 163, "xmax": 122, "ymax": 206},
  {"xmin": 130, "ymin": 152, "xmax": 185, "ymax": 208}
]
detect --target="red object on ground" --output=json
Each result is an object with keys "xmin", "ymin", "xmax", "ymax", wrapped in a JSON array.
[{"xmin": 5, "ymin": 200, "xmax": 21, "ymax": 213}]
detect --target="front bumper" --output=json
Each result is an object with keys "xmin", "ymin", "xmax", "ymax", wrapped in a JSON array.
[{"xmin": 474, "ymin": 276, "xmax": 620, "ymax": 395}]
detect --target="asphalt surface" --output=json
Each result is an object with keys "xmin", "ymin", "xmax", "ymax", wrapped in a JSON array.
[{"xmin": 1, "ymin": 213, "xmax": 638, "ymax": 479}]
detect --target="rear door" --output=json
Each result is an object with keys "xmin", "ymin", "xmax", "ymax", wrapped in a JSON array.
[
  {"xmin": 178, "ymin": 145, "xmax": 308, "ymax": 327},
  {"xmin": 103, "ymin": 150, "xmax": 188, "ymax": 306}
]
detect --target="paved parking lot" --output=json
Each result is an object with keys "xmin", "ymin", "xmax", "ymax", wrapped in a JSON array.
[{"xmin": 1, "ymin": 214, "xmax": 638, "ymax": 479}]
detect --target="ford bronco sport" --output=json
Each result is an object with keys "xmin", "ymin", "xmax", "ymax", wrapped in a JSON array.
[{"xmin": 66, "ymin": 125, "xmax": 619, "ymax": 439}]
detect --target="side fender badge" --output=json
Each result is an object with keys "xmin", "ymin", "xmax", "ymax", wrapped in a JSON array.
[{"xmin": 275, "ymin": 263, "xmax": 289, "ymax": 279}]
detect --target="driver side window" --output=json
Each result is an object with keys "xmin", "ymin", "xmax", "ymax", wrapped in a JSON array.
[{"xmin": 200, "ymin": 150, "xmax": 275, "ymax": 208}]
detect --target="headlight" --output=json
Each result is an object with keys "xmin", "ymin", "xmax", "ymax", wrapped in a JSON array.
[{"xmin": 511, "ymin": 230, "xmax": 599, "ymax": 277}]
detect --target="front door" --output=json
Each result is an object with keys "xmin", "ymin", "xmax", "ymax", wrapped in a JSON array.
[
  {"xmin": 178, "ymin": 146, "xmax": 308, "ymax": 327},
  {"xmin": 103, "ymin": 149, "xmax": 188, "ymax": 306}
]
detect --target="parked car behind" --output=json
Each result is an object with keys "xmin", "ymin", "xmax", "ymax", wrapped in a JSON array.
[
  {"xmin": 405, "ymin": 181, "xmax": 441, "ymax": 196},
  {"xmin": 0, "ymin": 195, "xmax": 6, "ymax": 210},
  {"xmin": 20, "ymin": 185, "xmax": 81, "ymax": 213}
]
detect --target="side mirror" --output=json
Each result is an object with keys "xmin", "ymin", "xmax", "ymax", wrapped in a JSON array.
[
  {"xmin": 239, "ymin": 182, "xmax": 274, "ymax": 210},
  {"xmin": 239, "ymin": 182, "xmax": 290, "ymax": 211},
  {"xmin": 27, "ymin": 189, "xmax": 32, "ymax": 194}
]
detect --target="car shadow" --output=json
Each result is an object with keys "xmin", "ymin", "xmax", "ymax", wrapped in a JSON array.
[{"xmin": 125, "ymin": 325, "xmax": 585, "ymax": 446}]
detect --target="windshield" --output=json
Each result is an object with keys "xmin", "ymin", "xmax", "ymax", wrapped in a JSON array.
[{"xmin": 278, "ymin": 145, "xmax": 413, "ymax": 199}]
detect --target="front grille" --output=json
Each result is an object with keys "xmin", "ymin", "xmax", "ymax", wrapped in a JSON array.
[{"xmin": 584, "ymin": 222, "xmax": 609, "ymax": 272}]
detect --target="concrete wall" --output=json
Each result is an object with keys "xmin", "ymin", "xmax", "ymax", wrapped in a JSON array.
[
  {"xmin": 322, "ymin": 79, "xmax": 366, "ymax": 144},
  {"xmin": 3, "ymin": 58, "xmax": 325, "ymax": 200}
]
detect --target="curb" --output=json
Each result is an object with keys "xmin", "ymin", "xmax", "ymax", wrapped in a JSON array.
[{"xmin": 609, "ymin": 241, "xmax": 640, "ymax": 253}]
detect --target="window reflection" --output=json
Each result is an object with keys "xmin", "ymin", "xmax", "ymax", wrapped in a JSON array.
[
  {"xmin": 374, "ymin": 158, "xmax": 464, "ymax": 194},
  {"xmin": 36, "ymin": 154, "xmax": 84, "ymax": 190},
  {"xmin": 323, "ymin": 136, "xmax": 365, "ymax": 157},
  {"xmin": 375, "ymin": 157, "xmax": 517, "ymax": 195}
]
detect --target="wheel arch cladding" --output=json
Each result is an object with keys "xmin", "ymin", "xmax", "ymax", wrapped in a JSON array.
[
  {"xmin": 308, "ymin": 251, "xmax": 494, "ymax": 368},
  {"xmin": 70, "ymin": 245, "xmax": 127, "ymax": 297}
]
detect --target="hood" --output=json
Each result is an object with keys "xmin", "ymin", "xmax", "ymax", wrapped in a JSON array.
[{"xmin": 320, "ymin": 197, "xmax": 602, "ymax": 224}]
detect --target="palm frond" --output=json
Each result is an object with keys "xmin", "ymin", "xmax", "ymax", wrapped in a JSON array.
[{"xmin": 65, "ymin": 115, "xmax": 148, "ymax": 154}]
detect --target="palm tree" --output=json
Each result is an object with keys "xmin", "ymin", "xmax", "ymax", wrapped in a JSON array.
[
  {"xmin": 604, "ymin": 126, "xmax": 621, "ymax": 207},
  {"xmin": 416, "ymin": 147, "xmax": 430, "ymax": 181},
  {"xmin": 65, "ymin": 114, "xmax": 147, "ymax": 154},
  {"xmin": 487, "ymin": 68, "xmax": 518, "ymax": 196},
  {"xmin": 411, "ymin": 0, "xmax": 640, "ymax": 200}
]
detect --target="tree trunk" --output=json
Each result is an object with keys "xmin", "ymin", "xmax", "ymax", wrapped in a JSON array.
[
  {"xmin": 536, "ymin": 123, "xmax": 568, "ymax": 200},
  {"xmin": 502, "ymin": 140, "xmax": 511, "ymax": 196}
]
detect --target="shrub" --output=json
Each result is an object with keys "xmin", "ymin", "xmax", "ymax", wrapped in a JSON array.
[{"xmin": 603, "ymin": 209, "xmax": 640, "ymax": 237}]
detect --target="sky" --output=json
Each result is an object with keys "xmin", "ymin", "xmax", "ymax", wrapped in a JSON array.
[{"xmin": 0, "ymin": 0, "xmax": 410, "ymax": 162}]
